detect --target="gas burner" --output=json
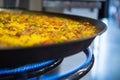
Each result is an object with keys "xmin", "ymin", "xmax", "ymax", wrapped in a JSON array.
[
  {"xmin": 40, "ymin": 48, "xmax": 94, "ymax": 80},
  {"xmin": 0, "ymin": 59, "xmax": 63, "ymax": 79},
  {"xmin": 0, "ymin": 48, "xmax": 94, "ymax": 80}
]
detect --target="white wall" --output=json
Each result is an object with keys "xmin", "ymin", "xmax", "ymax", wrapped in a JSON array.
[
  {"xmin": 0, "ymin": 0, "xmax": 3, "ymax": 7},
  {"xmin": 29, "ymin": 0, "xmax": 42, "ymax": 11},
  {"xmin": 64, "ymin": 8, "xmax": 98, "ymax": 19}
]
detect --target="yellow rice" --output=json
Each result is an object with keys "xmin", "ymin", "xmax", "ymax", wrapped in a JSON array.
[{"xmin": 0, "ymin": 12, "xmax": 98, "ymax": 47}]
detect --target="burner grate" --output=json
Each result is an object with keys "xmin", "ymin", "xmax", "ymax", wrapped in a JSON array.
[{"xmin": 40, "ymin": 48, "xmax": 94, "ymax": 80}]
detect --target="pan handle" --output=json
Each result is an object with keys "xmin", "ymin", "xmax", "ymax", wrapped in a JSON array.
[{"xmin": 40, "ymin": 48, "xmax": 94, "ymax": 80}]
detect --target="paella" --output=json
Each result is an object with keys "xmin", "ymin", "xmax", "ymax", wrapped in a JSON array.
[{"xmin": 0, "ymin": 12, "xmax": 98, "ymax": 47}]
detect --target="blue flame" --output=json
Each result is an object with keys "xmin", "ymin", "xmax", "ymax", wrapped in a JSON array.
[{"xmin": 0, "ymin": 60, "xmax": 55, "ymax": 75}]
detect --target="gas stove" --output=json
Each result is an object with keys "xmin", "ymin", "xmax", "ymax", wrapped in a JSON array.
[{"xmin": 0, "ymin": 48, "xmax": 94, "ymax": 80}]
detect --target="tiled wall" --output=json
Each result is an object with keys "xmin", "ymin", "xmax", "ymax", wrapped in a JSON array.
[{"xmin": 0, "ymin": 0, "xmax": 43, "ymax": 11}]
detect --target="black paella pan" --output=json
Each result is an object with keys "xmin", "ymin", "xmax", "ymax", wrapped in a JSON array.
[{"xmin": 0, "ymin": 8, "xmax": 107, "ymax": 68}]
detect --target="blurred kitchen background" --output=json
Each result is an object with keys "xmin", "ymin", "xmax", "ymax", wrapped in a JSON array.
[{"xmin": 0, "ymin": 0, "xmax": 120, "ymax": 80}]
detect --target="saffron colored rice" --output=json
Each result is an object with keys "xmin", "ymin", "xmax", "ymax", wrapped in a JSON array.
[{"xmin": 0, "ymin": 12, "xmax": 98, "ymax": 47}]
